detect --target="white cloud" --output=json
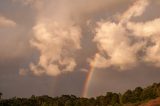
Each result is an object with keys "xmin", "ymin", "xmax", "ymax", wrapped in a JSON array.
[
  {"xmin": 91, "ymin": 0, "xmax": 155, "ymax": 70},
  {"xmin": 30, "ymin": 20, "xmax": 81, "ymax": 76},
  {"xmin": 120, "ymin": 0, "xmax": 149, "ymax": 23},
  {"xmin": 144, "ymin": 35, "xmax": 160, "ymax": 67},
  {"xmin": 15, "ymin": 0, "xmax": 160, "ymax": 75},
  {"xmin": 127, "ymin": 18, "xmax": 160, "ymax": 67},
  {"xmin": 92, "ymin": 22, "xmax": 142, "ymax": 69},
  {"xmin": 127, "ymin": 18, "xmax": 160, "ymax": 37},
  {"xmin": 0, "ymin": 16, "xmax": 16, "ymax": 27}
]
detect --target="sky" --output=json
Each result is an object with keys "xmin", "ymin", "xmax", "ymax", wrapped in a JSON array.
[{"xmin": 0, "ymin": 0, "xmax": 160, "ymax": 98}]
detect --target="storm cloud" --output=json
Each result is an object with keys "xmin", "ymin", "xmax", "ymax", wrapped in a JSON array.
[{"xmin": 0, "ymin": 0, "xmax": 160, "ymax": 98}]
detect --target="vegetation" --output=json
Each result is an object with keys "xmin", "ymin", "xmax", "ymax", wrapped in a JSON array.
[
  {"xmin": 0, "ymin": 82, "xmax": 160, "ymax": 106},
  {"xmin": 0, "ymin": 92, "xmax": 2, "ymax": 100}
]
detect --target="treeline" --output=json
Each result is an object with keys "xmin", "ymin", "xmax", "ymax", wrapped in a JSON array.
[{"xmin": 0, "ymin": 82, "xmax": 160, "ymax": 106}]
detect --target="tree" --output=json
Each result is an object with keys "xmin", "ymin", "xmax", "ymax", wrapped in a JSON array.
[
  {"xmin": 156, "ymin": 85, "xmax": 160, "ymax": 97},
  {"xmin": 133, "ymin": 87, "xmax": 143, "ymax": 102},
  {"xmin": 96, "ymin": 96, "xmax": 106, "ymax": 106},
  {"xmin": 121, "ymin": 90, "xmax": 134, "ymax": 103},
  {"xmin": 0, "ymin": 92, "xmax": 2, "ymax": 100},
  {"xmin": 104, "ymin": 92, "xmax": 120, "ymax": 105},
  {"xmin": 141, "ymin": 86, "xmax": 157, "ymax": 100},
  {"xmin": 65, "ymin": 100, "xmax": 73, "ymax": 106},
  {"xmin": 111, "ymin": 93, "xmax": 120, "ymax": 105}
]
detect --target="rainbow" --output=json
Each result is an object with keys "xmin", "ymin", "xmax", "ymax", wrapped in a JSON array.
[
  {"xmin": 82, "ymin": 60, "xmax": 96, "ymax": 97},
  {"xmin": 82, "ymin": 0, "xmax": 145, "ymax": 98}
]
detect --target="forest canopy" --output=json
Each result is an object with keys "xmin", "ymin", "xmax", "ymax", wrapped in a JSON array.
[{"xmin": 0, "ymin": 82, "xmax": 160, "ymax": 106}]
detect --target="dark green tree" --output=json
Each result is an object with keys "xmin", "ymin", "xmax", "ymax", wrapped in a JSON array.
[
  {"xmin": 96, "ymin": 96, "xmax": 106, "ymax": 106},
  {"xmin": 140, "ymin": 86, "xmax": 157, "ymax": 100},
  {"xmin": 111, "ymin": 93, "xmax": 120, "ymax": 105},
  {"xmin": 121, "ymin": 90, "xmax": 134, "ymax": 103},
  {"xmin": 104, "ymin": 92, "xmax": 120, "ymax": 105},
  {"xmin": 0, "ymin": 92, "xmax": 2, "ymax": 100},
  {"xmin": 133, "ymin": 87, "xmax": 143, "ymax": 102}
]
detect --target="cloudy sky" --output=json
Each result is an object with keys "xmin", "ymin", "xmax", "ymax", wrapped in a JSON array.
[{"xmin": 0, "ymin": 0, "xmax": 160, "ymax": 98}]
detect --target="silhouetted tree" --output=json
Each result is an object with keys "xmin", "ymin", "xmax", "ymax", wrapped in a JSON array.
[
  {"xmin": 0, "ymin": 92, "xmax": 2, "ymax": 100},
  {"xmin": 122, "ymin": 90, "xmax": 134, "ymax": 103},
  {"xmin": 96, "ymin": 96, "xmax": 106, "ymax": 106},
  {"xmin": 133, "ymin": 87, "xmax": 143, "ymax": 102},
  {"xmin": 0, "ymin": 82, "xmax": 160, "ymax": 106}
]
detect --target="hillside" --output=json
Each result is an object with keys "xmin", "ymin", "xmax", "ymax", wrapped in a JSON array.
[
  {"xmin": 140, "ymin": 97, "xmax": 160, "ymax": 106},
  {"xmin": 0, "ymin": 82, "xmax": 160, "ymax": 106}
]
